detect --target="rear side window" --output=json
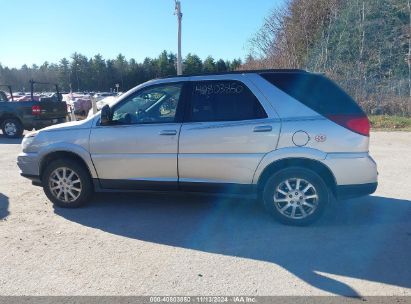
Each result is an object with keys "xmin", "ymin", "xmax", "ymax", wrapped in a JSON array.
[
  {"xmin": 260, "ymin": 72, "xmax": 364, "ymax": 116},
  {"xmin": 0, "ymin": 91, "xmax": 7, "ymax": 102},
  {"xmin": 188, "ymin": 80, "xmax": 267, "ymax": 122}
]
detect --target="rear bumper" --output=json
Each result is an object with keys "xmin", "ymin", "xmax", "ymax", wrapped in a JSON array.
[
  {"xmin": 323, "ymin": 152, "xmax": 378, "ymax": 199},
  {"xmin": 336, "ymin": 182, "xmax": 378, "ymax": 200},
  {"xmin": 323, "ymin": 153, "xmax": 378, "ymax": 185}
]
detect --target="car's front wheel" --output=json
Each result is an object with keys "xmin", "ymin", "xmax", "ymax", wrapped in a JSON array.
[
  {"xmin": 262, "ymin": 167, "xmax": 329, "ymax": 225},
  {"xmin": 42, "ymin": 159, "xmax": 93, "ymax": 208}
]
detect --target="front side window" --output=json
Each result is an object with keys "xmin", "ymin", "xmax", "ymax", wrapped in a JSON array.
[
  {"xmin": 188, "ymin": 80, "xmax": 267, "ymax": 122},
  {"xmin": 111, "ymin": 83, "xmax": 183, "ymax": 124}
]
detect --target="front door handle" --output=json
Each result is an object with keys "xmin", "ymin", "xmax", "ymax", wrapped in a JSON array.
[
  {"xmin": 159, "ymin": 130, "xmax": 177, "ymax": 136},
  {"xmin": 253, "ymin": 125, "xmax": 272, "ymax": 132}
]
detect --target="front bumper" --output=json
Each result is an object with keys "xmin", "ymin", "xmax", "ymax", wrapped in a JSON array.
[{"xmin": 17, "ymin": 152, "xmax": 41, "ymax": 186}]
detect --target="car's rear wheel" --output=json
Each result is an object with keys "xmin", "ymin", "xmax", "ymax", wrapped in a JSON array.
[
  {"xmin": 1, "ymin": 118, "xmax": 23, "ymax": 138},
  {"xmin": 42, "ymin": 159, "xmax": 93, "ymax": 208},
  {"xmin": 262, "ymin": 166, "xmax": 329, "ymax": 225}
]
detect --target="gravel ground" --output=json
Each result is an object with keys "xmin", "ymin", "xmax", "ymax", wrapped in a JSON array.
[{"xmin": 0, "ymin": 132, "xmax": 410, "ymax": 297}]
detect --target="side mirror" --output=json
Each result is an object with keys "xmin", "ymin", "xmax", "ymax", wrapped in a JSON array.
[{"xmin": 100, "ymin": 104, "xmax": 112, "ymax": 125}]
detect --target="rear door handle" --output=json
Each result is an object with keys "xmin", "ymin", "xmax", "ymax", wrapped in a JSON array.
[
  {"xmin": 253, "ymin": 125, "xmax": 272, "ymax": 132},
  {"xmin": 159, "ymin": 129, "xmax": 177, "ymax": 136}
]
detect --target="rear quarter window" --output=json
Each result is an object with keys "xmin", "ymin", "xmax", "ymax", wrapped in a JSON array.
[{"xmin": 260, "ymin": 72, "xmax": 365, "ymax": 116}]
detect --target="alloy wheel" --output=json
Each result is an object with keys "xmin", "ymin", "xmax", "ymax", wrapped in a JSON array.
[
  {"xmin": 273, "ymin": 177, "xmax": 318, "ymax": 219},
  {"xmin": 48, "ymin": 167, "xmax": 82, "ymax": 203}
]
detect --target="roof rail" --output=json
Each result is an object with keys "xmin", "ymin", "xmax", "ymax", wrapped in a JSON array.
[{"xmin": 156, "ymin": 68, "xmax": 307, "ymax": 79}]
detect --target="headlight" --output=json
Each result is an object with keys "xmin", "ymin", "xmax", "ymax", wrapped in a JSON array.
[{"xmin": 22, "ymin": 132, "xmax": 38, "ymax": 152}]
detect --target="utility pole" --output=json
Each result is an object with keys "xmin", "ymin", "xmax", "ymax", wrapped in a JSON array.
[{"xmin": 175, "ymin": 0, "xmax": 183, "ymax": 75}]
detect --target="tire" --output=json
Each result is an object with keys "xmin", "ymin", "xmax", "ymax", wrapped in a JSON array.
[
  {"xmin": 262, "ymin": 166, "xmax": 330, "ymax": 226},
  {"xmin": 42, "ymin": 159, "xmax": 93, "ymax": 208},
  {"xmin": 1, "ymin": 118, "xmax": 23, "ymax": 138}
]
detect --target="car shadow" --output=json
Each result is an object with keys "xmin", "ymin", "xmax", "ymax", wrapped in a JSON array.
[
  {"xmin": 0, "ymin": 193, "xmax": 9, "ymax": 220},
  {"xmin": 0, "ymin": 134, "xmax": 22, "ymax": 144},
  {"xmin": 55, "ymin": 193, "xmax": 411, "ymax": 297}
]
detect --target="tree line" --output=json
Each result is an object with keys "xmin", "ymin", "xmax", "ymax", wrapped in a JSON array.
[
  {"xmin": 245, "ymin": 0, "xmax": 411, "ymax": 116},
  {"xmin": 0, "ymin": 51, "xmax": 242, "ymax": 93}
]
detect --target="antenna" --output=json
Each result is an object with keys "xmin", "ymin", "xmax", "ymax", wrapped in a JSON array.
[{"xmin": 174, "ymin": 0, "xmax": 183, "ymax": 75}]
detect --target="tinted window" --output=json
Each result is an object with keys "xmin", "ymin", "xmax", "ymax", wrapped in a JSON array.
[
  {"xmin": 260, "ymin": 72, "xmax": 364, "ymax": 115},
  {"xmin": 188, "ymin": 80, "xmax": 267, "ymax": 122},
  {"xmin": 111, "ymin": 83, "xmax": 182, "ymax": 124},
  {"xmin": 0, "ymin": 91, "xmax": 7, "ymax": 102}
]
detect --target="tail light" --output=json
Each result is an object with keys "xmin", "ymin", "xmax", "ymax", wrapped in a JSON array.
[
  {"xmin": 32, "ymin": 105, "xmax": 41, "ymax": 116},
  {"xmin": 326, "ymin": 114, "xmax": 370, "ymax": 137}
]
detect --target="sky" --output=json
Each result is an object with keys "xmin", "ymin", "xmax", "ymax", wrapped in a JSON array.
[{"xmin": 0, "ymin": 0, "xmax": 286, "ymax": 68}]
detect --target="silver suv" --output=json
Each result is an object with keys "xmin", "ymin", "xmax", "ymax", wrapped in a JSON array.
[{"xmin": 17, "ymin": 70, "xmax": 378, "ymax": 225}]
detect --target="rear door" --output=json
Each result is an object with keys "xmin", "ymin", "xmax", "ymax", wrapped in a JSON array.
[{"xmin": 178, "ymin": 77, "xmax": 281, "ymax": 192}]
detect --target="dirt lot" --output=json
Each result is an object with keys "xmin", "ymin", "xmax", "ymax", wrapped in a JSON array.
[{"xmin": 0, "ymin": 132, "xmax": 410, "ymax": 297}]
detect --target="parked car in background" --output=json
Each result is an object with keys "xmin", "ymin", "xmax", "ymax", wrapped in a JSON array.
[
  {"xmin": 96, "ymin": 95, "xmax": 119, "ymax": 110},
  {"xmin": 17, "ymin": 70, "xmax": 378, "ymax": 225},
  {"xmin": 0, "ymin": 82, "xmax": 67, "ymax": 138},
  {"xmin": 93, "ymin": 92, "xmax": 116, "ymax": 102}
]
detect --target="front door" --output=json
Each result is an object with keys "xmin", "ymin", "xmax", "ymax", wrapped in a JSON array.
[{"xmin": 89, "ymin": 82, "xmax": 185, "ymax": 190}]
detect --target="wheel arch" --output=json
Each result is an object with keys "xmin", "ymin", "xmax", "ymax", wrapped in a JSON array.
[
  {"xmin": 39, "ymin": 150, "xmax": 94, "ymax": 183},
  {"xmin": 0, "ymin": 114, "xmax": 23, "ymax": 127},
  {"xmin": 256, "ymin": 157, "xmax": 337, "ymax": 196}
]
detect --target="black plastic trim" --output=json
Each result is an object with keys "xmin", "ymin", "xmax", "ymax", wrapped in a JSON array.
[
  {"xmin": 99, "ymin": 179, "xmax": 178, "ymax": 191},
  {"xmin": 21, "ymin": 173, "xmax": 42, "ymax": 186},
  {"xmin": 179, "ymin": 182, "xmax": 256, "ymax": 194},
  {"xmin": 97, "ymin": 179, "xmax": 256, "ymax": 194},
  {"xmin": 336, "ymin": 182, "xmax": 377, "ymax": 200}
]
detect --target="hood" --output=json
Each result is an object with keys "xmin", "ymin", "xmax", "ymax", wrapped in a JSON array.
[{"xmin": 41, "ymin": 117, "xmax": 94, "ymax": 132}]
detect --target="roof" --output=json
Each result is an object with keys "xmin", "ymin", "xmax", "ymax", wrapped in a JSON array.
[{"xmin": 157, "ymin": 69, "xmax": 307, "ymax": 79}]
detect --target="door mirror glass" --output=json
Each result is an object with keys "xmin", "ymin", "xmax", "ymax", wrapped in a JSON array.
[{"xmin": 100, "ymin": 104, "xmax": 112, "ymax": 125}]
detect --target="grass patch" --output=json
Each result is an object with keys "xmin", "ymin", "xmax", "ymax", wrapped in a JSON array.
[{"xmin": 369, "ymin": 115, "xmax": 411, "ymax": 131}]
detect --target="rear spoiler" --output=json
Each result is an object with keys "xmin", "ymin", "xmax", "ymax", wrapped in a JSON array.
[
  {"xmin": 0, "ymin": 85, "xmax": 13, "ymax": 101},
  {"xmin": 30, "ymin": 80, "xmax": 62, "ymax": 102}
]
